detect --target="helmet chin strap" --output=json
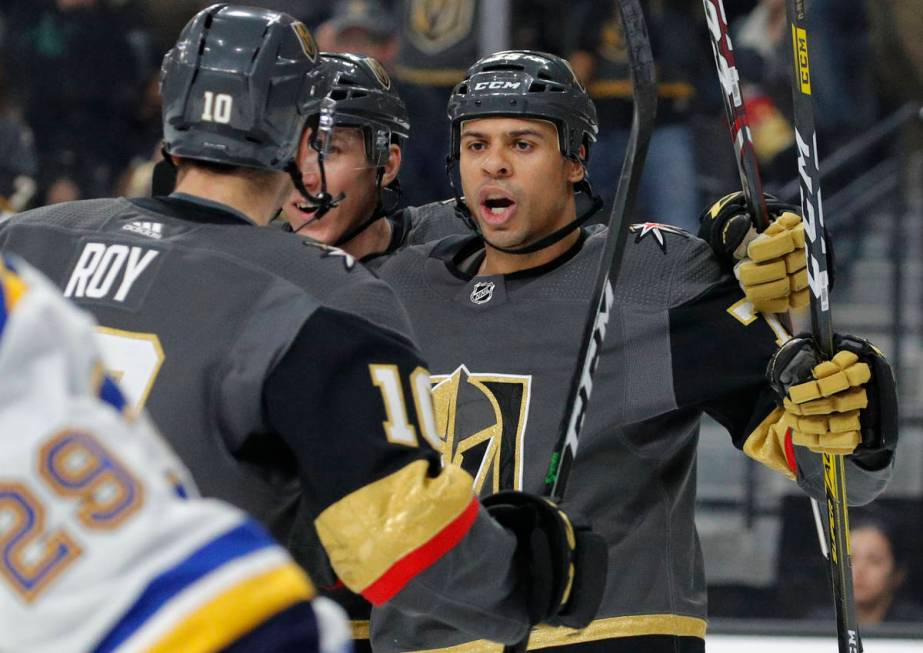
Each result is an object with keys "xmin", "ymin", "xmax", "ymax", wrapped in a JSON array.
[
  {"xmin": 285, "ymin": 101, "xmax": 347, "ymax": 231},
  {"xmin": 332, "ymin": 171, "xmax": 401, "ymax": 248},
  {"xmin": 284, "ymin": 148, "xmax": 346, "ymax": 231},
  {"xmin": 446, "ymin": 156, "xmax": 603, "ymax": 255}
]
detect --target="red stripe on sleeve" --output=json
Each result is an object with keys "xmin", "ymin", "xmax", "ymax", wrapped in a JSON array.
[
  {"xmin": 784, "ymin": 426, "xmax": 797, "ymax": 475},
  {"xmin": 361, "ymin": 497, "xmax": 480, "ymax": 605}
]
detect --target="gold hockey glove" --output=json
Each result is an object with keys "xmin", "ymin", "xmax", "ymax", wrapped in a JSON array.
[
  {"xmin": 766, "ymin": 334, "xmax": 899, "ymax": 465},
  {"xmin": 736, "ymin": 212, "xmax": 809, "ymax": 314},
  {"xmin": 698, "ymin": 191, "xmax": 823, "ymax": 313}
]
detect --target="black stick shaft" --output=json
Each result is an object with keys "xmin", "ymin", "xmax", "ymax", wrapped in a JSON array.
[
  {"xmin": 503, "ymin": 3, "xmax": 656, "ymax": 651},
  {"xmin": 543, "ymin": 0, "xmax": 656, "ymax": 503},
  {"xmin": 784, "ymin": 2, "xmax": 861, "ymax": 652},
  {"xmin": 701, "ymin": 0, "xmax": 770, "ymax": 231}
]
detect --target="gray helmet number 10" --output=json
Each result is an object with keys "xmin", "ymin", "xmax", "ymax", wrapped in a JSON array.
[{"xmin": 160, "ymin": 3, "xmax": 324, "ymax": 172}]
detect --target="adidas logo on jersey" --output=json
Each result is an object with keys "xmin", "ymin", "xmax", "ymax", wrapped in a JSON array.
[{"xmin": 122, "ymin": 221, "xmax": 163, "ymax": 239}]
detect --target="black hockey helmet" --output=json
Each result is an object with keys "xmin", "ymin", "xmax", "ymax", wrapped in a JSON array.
[
  {"xmin": 319, "ymin": 52, "xmax": 410, "ymax": 168},
  {"xmin": 160, "ymin": 3, "xmax": 322, "ymax": 171},
  {"xmin": 447, "ymin": 50, "xmax": 598, "ymax": 164},
  {"xmin": 444, "ymin": 50, "xmax": 602, "ymax": 255}
]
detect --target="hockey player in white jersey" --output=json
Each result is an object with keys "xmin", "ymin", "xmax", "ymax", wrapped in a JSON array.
[{"xmin": 0, "ymin": 255, "xmax": 351, "ymax": 653}]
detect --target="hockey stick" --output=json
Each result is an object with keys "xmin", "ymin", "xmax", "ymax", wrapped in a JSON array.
[
  {"xmin": 502, "ymin": 3, "xmax": 655, "ymax": 651},
  {"xmin": 701, "ymin": 0, "xmax": 838, "ymax": 585},
  {"xmin": 543, "ymin": 0, "xmax": 656, "ymax": 502},
  {"xmin": 701, "ymin": 0, "xmax": 771, "ymax": 231},
  {"xmin": 784, "ymin": 2, "xmax": 861, "ymax": 652}
]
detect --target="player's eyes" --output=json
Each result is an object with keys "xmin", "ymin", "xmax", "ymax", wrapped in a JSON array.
[
  {"xmin": 465, "ymin": 141, "xmax": 485, "ymax": 152},
  {"xmin": 513, "ymin": 140, "xmax": 533, "ymax": 151}
]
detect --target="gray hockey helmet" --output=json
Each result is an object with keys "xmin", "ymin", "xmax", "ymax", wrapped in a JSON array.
[
  {"xmin": 319, "ymin": 52, "xmax": 410, "ymax": 168},
  {"xmin": 160, "ymin": 3, "xmax": 323, "ymax": 171},
  {"xmin": 447, "ymin": 50, "xmax": 598, "ymax": 163}
]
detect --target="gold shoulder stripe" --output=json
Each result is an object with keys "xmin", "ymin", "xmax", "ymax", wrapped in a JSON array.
[{"xmin": 316, "ymin": 460, "xmax": 476, "ymax": 598}]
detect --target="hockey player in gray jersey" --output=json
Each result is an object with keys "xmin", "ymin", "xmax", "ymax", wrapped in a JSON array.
[
  {"xmin": 0, "ymin": 8, "xmax": 607, "ymax": 650},
  {"xmin": 280, "ymin": 51, "xmax": 465, "ymax": 266},
  {"xmin": 373, "ymin": 50, "xmax": 899, "ymax": 652}
]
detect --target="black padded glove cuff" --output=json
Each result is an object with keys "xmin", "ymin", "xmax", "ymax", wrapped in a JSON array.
[
  {"xmin": 766, "ymin": 334, "xmax": 820, "ymax": 399},
  {"xmin": 833, "ymin": 334, "xmax": 899, "ymax": 465},
  {"xmin": 482, "ymin": 491, "xmax": 606, "ymax": 629},
  {"xmin": 697, "ymin": 191, "xmax": 797, "ymax": 265}
]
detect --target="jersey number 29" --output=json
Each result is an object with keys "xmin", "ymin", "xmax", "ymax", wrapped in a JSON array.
[{"xmin": 0, "ymin": 432, "xmax": 143, "ymax": 602}]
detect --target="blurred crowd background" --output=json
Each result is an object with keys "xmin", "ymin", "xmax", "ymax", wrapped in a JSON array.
[{"xmin": 0, "ymin": 0, "xmax": 921, "ymax": 636}]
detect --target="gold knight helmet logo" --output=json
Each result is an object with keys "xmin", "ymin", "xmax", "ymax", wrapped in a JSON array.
[
  {"xmin": 407, "ymin": 0, "xmax": 476, "ymax": 55},
  {"xmin": 291, "ymin": 21, "xmax": 318, "ymax": 62},
  {"xmin": 431, "ymin": 365, "xmax": 531, "ymax": 494}
]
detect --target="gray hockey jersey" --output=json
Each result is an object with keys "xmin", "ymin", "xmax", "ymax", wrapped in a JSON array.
[
  {"xmin": 0, "ymin": 195, "xmax": 546, "ymax": 647},
  {"xmin": 373, "ymin": 223, "xmax": 892, "ymax": 651}
]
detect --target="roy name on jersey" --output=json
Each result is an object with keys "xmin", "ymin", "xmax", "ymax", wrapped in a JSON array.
[{"xmin": 64, "ymin": 241, "xmax": 161, "ymax": 307}]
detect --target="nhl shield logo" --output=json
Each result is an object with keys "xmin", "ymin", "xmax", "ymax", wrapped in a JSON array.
[{"xmin": 470, "ymin": 281, "xmax": 495, "ymax": 305}]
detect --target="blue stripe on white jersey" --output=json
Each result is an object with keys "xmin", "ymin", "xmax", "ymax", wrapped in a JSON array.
[
  {"xmin": 98, "ymin": 374, "xmax": 128, "ymax": 414},
  {"xmin": 93, "ymin": 519, "xmax": 275, "ymax": 653}
]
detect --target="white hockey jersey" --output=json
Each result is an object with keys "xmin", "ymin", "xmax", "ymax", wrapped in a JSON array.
[{"xmin": 0, "ymin": 256, "xmax": 351, "ymax": 653}]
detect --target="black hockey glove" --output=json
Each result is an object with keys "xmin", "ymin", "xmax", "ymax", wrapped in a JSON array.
[
  {"xmin": 482, "ymin": 491, "xmax": 607, "ymax": 629},
  {"xmin": 767, "ymin": 334, "xmax": 898, "ymax": 469}
]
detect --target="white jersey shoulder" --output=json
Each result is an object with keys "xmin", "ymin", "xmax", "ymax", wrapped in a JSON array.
[{"xmin": 0, "ymin": 257, "xmax": 348, "ymax": 653}]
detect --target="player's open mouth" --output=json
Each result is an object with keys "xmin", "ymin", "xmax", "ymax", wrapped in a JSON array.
[
  {"xmin": 478, "ymin": 190, "xmax": 517, "ymax": 226},
  {"xmin": 293, "ymin": 201, "xmax": 320, "ymax": 216}
]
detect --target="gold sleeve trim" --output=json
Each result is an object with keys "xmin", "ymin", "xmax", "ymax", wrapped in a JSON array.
[
  {"xmin": 315, "ymin": 460, "xmax": 475, "ymax": 592},
  {"xmin": 399, "ymin": 614, "xmax": 708, "ymax": 651}
]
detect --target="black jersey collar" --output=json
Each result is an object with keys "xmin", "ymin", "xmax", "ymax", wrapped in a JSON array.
[
  {"xmin": 359, "ymin": 209, "xmax": 408, "ymax": 265},
  {"xmin": 130, "ymin": 194, "xmax": 257, "ymax": 226},
  {"xmin": 437, "ymin": 230, "xmax": 589, "ymax": 281}
]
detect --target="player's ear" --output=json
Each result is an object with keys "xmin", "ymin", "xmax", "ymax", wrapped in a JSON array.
[
  {"xmin": 382, "ymin": 143, "xmax": 402, "ymax": 186},
  {"xmin": 566, "ymin": 149, "xmax": 586, "ymax": 184}
]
